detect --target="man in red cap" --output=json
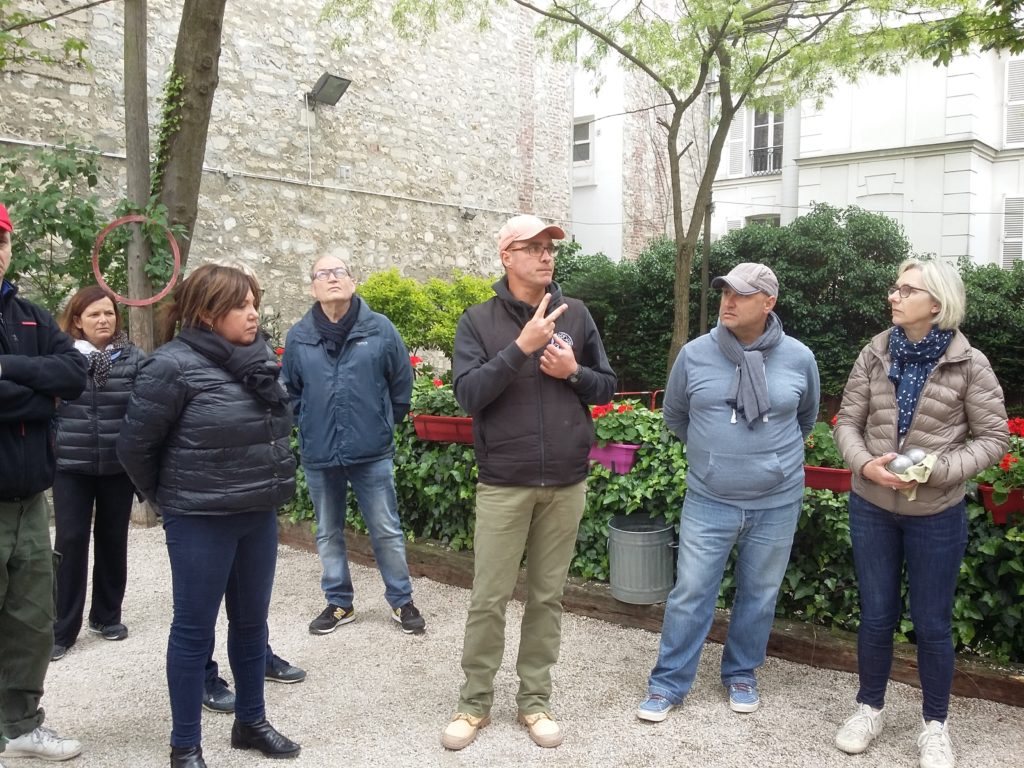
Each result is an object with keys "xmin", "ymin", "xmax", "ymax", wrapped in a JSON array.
[
  {"xmin": 0, "ymin": 202, "xmax": 87, "ymax": 762},
  {"xmin": 441, "ymin": 214, "xmax": 616, "ymax": 751}
]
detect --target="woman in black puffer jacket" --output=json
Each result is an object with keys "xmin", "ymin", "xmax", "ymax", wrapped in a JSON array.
[
  {"xmin": 52, "ymin": 286, "xmax": 143, "ymax": 661},
  {"xmin": 117, "ymin": 264, "xmax": 298, "ymax": 768}
]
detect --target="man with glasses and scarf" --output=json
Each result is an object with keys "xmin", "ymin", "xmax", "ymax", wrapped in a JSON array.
[
  {"xmin": 281, "ymin": 254, "xmax": 423, "ymax": 637},
  {"xmin": 636, "ymin": 262, "xmax": 819, "ymax": 723}
]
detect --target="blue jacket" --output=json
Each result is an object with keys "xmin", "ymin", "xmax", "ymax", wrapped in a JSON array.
[
  {"xmin": 282, "ymin": 299, "xmax": 412, "ymax": 469},
  {"xmin": 663, "ymin": 325, "xmax": 819, "ymax": 509}
]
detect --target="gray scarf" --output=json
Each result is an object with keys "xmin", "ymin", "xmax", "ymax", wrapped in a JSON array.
[{"xmin": 714, "ymin": 312, "xmax": 785, "ymax": 428}]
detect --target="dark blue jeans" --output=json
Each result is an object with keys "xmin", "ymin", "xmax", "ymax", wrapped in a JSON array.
[
  {"xmin": 848, "ymin": 493, "xmax": 967, "ymax": 722},
  {"xmin": 164, "ymin": 511, "xmax": 278, "ymax": 748}
]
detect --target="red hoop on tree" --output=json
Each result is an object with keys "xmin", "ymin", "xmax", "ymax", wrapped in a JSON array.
[{"xmin": 91, "ymin": 214, "xmax": 182, "ymax": 307}]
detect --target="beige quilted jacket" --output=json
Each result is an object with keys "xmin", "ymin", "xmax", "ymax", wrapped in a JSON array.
[{"xmin": 835, "ymin": 329, "xmax": 1009, "ymax": 516}]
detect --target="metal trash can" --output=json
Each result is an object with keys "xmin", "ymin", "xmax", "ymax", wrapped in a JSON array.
[{"xmin": 608, "ymin": 514, "xmax": 676, "ymax": 604}]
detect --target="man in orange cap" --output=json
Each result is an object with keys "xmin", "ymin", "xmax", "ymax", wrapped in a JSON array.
[{"xmin": 441, "ymin": 214, "xmax": 616, "ymax": 751}]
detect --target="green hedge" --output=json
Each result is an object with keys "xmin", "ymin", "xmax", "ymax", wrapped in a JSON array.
[{"xmin": 281, "ymin": 420, "xmax": 1024, "ymax": 665}]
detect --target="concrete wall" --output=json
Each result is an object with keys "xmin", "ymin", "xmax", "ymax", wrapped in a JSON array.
[{"xmin": 0, "ymin": 0, "xmax": 573, "ymax": 324}]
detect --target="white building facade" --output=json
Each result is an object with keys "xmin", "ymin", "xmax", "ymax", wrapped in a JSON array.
[{"xmin": 712, "ymin": 51, "xmax": 1024, "ymax": 268}]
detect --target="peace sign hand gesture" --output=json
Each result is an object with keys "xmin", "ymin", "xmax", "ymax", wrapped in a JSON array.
[{"xmin": 515, "ymin": 293, "xmax": 568, "ymax": 355}]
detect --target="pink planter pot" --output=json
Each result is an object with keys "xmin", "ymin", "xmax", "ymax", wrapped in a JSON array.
[
  {"xmin": 589, "ymin": 443, "xmax": 641, "ymax": 474},
  {"xmin": 803, "ymin": 465, "xmax": 852, "ymax": 493},
  {"xmin": 411, "ymin": 414, "xmax": 474, "ymax": 445}
]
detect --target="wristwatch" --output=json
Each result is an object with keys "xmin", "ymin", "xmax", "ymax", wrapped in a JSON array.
[{"xmin": 567, "ymin": 365, "xmax": 582, "ymax": 384}]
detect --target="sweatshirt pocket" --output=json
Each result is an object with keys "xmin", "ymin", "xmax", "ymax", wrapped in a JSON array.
[{"xmin": 690, "ymin": 448, "xmax": 786, "ymax": 498}]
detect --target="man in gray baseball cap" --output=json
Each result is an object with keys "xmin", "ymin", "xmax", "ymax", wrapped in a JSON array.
[
  {"xmin": 711, "ymin": 262, "xmax": 779, "ymax": 298},
  {"xmin": 636, "ymin": 260, "xmax": 819, "ymax": 723}
]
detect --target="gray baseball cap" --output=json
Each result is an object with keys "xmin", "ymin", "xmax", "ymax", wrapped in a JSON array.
[{"xmin": 711, "ymin": 262, "xmax": 778, "ymax": 297}]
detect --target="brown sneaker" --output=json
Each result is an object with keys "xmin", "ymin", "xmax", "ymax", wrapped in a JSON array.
[
  {"xmin": 518, "ymin": 711, "xmax": 562, "ymax": 748},
  {"xmin": 441, "ymin": 712, "xmax": 491, "ymax": 751}
]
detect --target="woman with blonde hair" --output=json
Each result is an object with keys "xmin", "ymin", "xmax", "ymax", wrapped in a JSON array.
[
  {"xmin": 51, "ymin": 286, "xmax": 143, "ymax": 661},
  {"xmin": 833, "ymin": 258, "xmax": 1008, "ymax": 768},
  {"xmin": 118, "ymin": 264, "xmax": 299, "ymax": 768}
]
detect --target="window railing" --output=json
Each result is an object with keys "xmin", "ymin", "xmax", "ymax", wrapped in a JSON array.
[{"xmin": 749, "ymin": 146, "xmax": 783, "ymax": 175}]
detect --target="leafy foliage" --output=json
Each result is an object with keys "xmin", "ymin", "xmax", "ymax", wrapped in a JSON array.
[
  {"xmin": 923, "ymin": 0, "xmax": 1024, "ymax": 65},
  {"xmin": 804, "ymin": 421, "xmax": 846, "ymax": 469},
  {"xmin": 0, "ymin": 0, "xmax": 90, "ymax": 71},
  {"xmin": 959, "ymin": 258, "xmax": 1024, "ymax": 405},
  {"xmin": 283, "ymin": 408, "xmax": 1024, "ymax": 663},
  {"xmin": 974, "ymin": 418, "xmax": 1024, "ymax": 504},
  {"xmin": 0, "ymin": 144, "xmax": 182, "ymax": 314},
  {"xmin": 358, "ymin": 268, "xmax": 494, "ymax": 358}
]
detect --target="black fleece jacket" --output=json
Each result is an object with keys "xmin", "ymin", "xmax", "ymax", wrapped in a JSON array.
[
  {"xmin": 453, "ymin": 278, "xmax": 616, "ymax": 487},
  {"xmin": 0, "ymin": 281, "xmax": 88, "ymax": 499}
]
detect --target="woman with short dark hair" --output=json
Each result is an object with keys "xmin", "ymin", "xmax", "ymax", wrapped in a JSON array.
[
  {"xmin": 118, "ymin": 264, "xmax": 299, "ymax": 768},
  {"xmin": 52, "ymin": 285, "xmax": 143, "ymax": 661}
]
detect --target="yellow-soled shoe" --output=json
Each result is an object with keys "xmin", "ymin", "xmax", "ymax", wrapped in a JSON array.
[
  {"xmin": 441, "ymin": 712, "xmax": 490, "ymax": 751},
  {"xmin": 517, "ymin": 711, "xmax": 563, "ymax": 748}
]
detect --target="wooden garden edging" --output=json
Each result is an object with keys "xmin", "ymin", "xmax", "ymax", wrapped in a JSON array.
[{"xmin": 277, "ymin": 519, "xmax": 1024, "ymax": 708}]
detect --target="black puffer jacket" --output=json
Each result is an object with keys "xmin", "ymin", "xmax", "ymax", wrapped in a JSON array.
[
  {"xmin": 0, "ymin": 281, "xmax": 87, "ymax": 499},
  {"xmin": 116, "ymin": 337, "xmax": 295, "ymax": 517},
  {"xmin": 56, "ymin": 344, "xmax": 144, "ymax": 476}
]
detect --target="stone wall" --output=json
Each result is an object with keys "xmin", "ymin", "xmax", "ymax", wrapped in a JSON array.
[{"xmin": 0, "ymin": 0, "xmax": 573, "ymax": 324}]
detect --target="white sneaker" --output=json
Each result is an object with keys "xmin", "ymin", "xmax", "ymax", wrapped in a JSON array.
[
  {"xmin": 918, "ymin": 719, "xmax": 954, "ymax": 768},
  {"xmin": 835, "ymin": 703, "xmax": 884, "ymax": 754},
  {"xmin": 3, "ymin": 726, "xmax": 82, "ymax": 761}
]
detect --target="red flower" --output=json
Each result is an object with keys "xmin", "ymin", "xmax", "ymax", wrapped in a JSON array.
[
  {"xmin": 432, "ymin": 378, "xmax": 443, "ymax": 388},
  {"xmin": 617, "ymin": 404, "xmax": 634, "ymax": 414},
  {"xmin": 410, "ymin": 355, "xmax": 423, "ymax": 367},
  {"xmin": 274, "ymin": 346, "xmax": 285, "ymax": 356},
  {"xmin": 1000, "ymin": 453, "xmax": 1019, "ymax": 472},
  {"xmin": 830, "ymin": 414, "xmax": 838, "ymax": 426},
  {"xmin": 1008, "ymin": 417, "xmax": 1024, "ymax": 438}
]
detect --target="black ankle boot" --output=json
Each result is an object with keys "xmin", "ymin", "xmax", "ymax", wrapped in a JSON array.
[
  {"xmin": 170, "ymin": 745, "xmax": 206, "ymax": 768},
  {"xmin": 230, "ymin": 718, "xmax": 301, "ymax": 758}
]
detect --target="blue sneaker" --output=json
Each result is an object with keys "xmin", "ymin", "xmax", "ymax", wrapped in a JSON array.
[
  {"xmin": 727, "ymin": 681, "xmax": 760, "ymax": 713},
  {"xmin": 636, "ymin": 693, "xmax": 675, "ymax": 722}
]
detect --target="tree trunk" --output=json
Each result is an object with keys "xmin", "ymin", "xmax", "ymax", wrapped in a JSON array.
[
  {"xmin": 124, "ymin": 0, "xmax": 156, "ymax": 356},
  {"xmin": 153, "ymin": 0, "xmax": 227, "ymax": 293}
]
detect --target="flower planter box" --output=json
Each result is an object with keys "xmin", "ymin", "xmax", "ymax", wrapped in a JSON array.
[
  {"xmin": 978, "ymin": 485, "xmax": 1024, "ymax": 525},
  {"xmin": 589, "ymin": 442, "xmax": 641, "ymax": 474},
  {"xmin": 411, "ymin": 414, "xmax": 474, "ymax": 445},
  {"xmin": 804, "ymin": 465, "xmax": 852, "ymax": 493}
]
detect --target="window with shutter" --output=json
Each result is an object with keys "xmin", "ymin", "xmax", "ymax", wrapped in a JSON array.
[
  {"xmin": 1006, "ymin": 59, "xmax": 1024, "ymax": 147},
  {"xmin": 1002, "ymin": 197, "xmax": 1023, "ymax": 269},
  {"xmin": 727, "ymin": 107, "xmax": 747, "ymax": 177}
]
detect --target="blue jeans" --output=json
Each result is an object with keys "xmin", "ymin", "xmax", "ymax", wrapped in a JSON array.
[
  {"xmin": 304, "ymin": 459, "xmax": 412, "ymax": 609},
  {"xmin": 849, "ymin": 493, "xmax": 967, "ymax": 722},
  {"xmin": 164, "ymin": 511, "xmax": 278, "ymax": 748},
  {"xmin": 648, "ymin": 491, "xmax": 801, "ymax": 703}
]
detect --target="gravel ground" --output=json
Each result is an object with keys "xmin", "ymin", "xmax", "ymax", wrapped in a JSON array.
[{"xmin": 26, "ymin": 524, "xmax": 1023, "ymax": 768}]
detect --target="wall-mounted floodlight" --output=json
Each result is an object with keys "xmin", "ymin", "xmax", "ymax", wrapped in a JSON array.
[
  {"xmin": 306, "ymin": 73, "xmax": 351, "ymax": 110},
  {"xmin": 459, "ymin": 207, "xmax": 477, "ymax": 221}
]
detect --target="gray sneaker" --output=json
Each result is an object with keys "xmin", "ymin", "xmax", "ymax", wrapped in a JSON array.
[
  {"xmin": 836, "ymin": 703, "xmax": 884, "ymax": 754},
  {"xmin": 3, "ymin": 726, "xmax": 83, "ymax": 760}
]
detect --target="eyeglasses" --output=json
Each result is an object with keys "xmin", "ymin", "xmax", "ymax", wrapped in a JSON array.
[
  {"xmin": 313, "ymin": 267, "xmax": 351, "ymax": 282},
  {"xmin": 507, "ymin": 243, "xmax": 556, "ymax": 258},
  {"xmin": 887, "ymin": 283, "xmax": 929, "ymax": 299}
]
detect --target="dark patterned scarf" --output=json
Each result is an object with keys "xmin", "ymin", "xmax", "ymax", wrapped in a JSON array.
[
  {"xmin": 312, "ymin": 296, "xmax": 361, "ymax": 358},
  {"xmin": 178, "ymin": 327, "xmax": 287, "ymax": 406},
  {"xmin": 887, "ymin": 325, "xmax": 954, "ymax": 437},
  {"xmin": 82, "ymin": 331, "xmax": 128, "ymax": 387}
]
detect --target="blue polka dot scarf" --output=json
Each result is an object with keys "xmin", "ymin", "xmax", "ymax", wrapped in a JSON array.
[{"xmin": 887, "ymin": 325, "xmax": 954, "ymax": 437}]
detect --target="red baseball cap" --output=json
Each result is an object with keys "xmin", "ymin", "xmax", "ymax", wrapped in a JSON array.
[{"xmin": 0, "ymin": 203, "xmax": 11, "ymax": 233}]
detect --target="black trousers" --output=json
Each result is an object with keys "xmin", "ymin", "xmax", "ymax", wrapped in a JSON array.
[{"xmin": 52, "ymin": 471, "xmax": 135, "ymax": 647}]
